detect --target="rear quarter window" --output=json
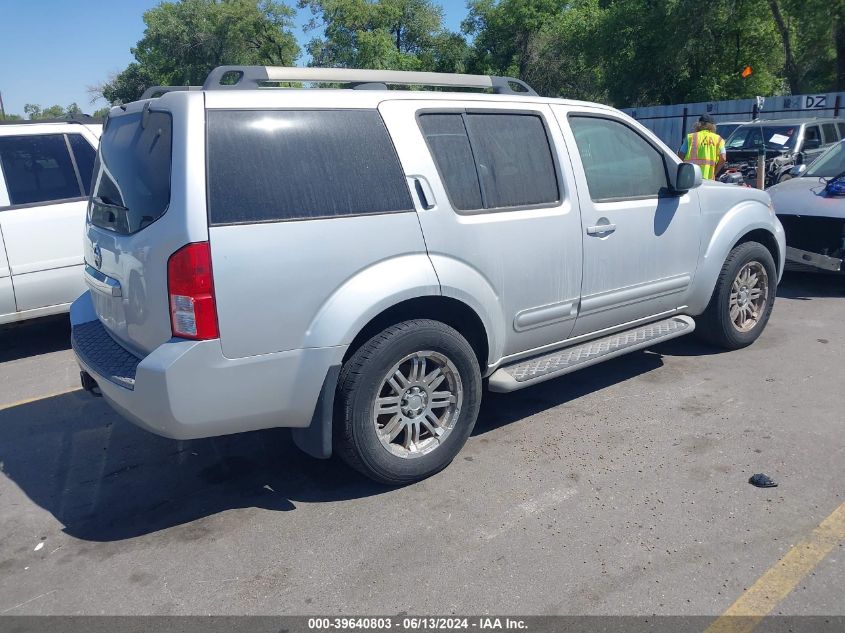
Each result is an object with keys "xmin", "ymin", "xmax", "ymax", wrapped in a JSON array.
[{"xmin": 207, "ymin": 109, "xmax": 413, "ymax": 225}]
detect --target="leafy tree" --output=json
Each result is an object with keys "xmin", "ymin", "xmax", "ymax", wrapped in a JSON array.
[
  {"xmin": 769, "ymin": 0, "xmax": 843, "ymax": 93},
  {"xmin": 465, "ymin": 0, "xmax": 794, "ymax": 105},
  {"xmin": 97, "ymin": 0, "xmax": 300, "ymax": 104},
  {"xmin": 299, "ymin": 0, "xmax": 469, "ymax": 72},
  {"xmin": 463, "ymin": 0, "xmax": 566, "ymax": 80},
  {"xmin": 1, "ymin": 113, "xmax": 23, "ymax": 121},
  {"xmin": 24, "ymin": 103, "xmax": 69, "ymax": 119},
  {"xmin": 92, "ymin": 107, "xmax": 112, "ymax": 119}
]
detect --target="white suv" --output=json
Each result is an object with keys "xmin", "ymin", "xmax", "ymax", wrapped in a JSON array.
[{"xmin": 0, "ymin": 118, "xmax": 101, "ymax": 324}]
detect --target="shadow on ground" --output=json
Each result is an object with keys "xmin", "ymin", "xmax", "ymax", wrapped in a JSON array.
[
  {"xmin": 0, "ymin": 315, "xmax": 71, "ymax": 363},
  {"xmin": 777, "ymin": 271, "xmax": 845, "ymax": 300},
  {"xmin": 0, "ymin": 391, "xmax": 390, "ymax": 542},
  {"xmin": 0, "ymin": 348, "xmax": 669, "ymax": 543}
]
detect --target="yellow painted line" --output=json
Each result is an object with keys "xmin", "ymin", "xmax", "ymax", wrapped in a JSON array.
[
  {"xmin": 703, "ymin": 501, "xmax": 845, "ymax": 633},
  {"xmin": 0, "ymin": 387, "xmax": 82, "ymax": 412}
]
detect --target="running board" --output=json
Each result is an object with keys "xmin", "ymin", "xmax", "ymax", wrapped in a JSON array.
[{"xmin": 488, "ymin": 315, "xmax": 695, "ymax": 393}]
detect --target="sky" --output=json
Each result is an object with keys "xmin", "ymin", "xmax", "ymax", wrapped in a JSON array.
[{"xmin": 0, "ymin": 0, "xmax": 468, "ymax": 117}]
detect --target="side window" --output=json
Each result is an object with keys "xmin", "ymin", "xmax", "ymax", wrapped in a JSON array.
[
  {"xmin": 838, "ymin": 122, "xmax": 845, "ymax": 137},
  {"xmin": 417, "ymin": 114, "xmax": 482, "ymax": 210},
  {"xmin": 805, "ymin": 126, "xmax": 821, "ymax": 144},
  {"xmin": 419, "ymin": 111, "xmax": 559, "ymax": 211},
  {"xmin": 569, "ymin": 116, "xmax": 668, "ymax": 201},
  {"xmin": 0, "ymin": 134, "xmax": 82, "ymax": 206},
  {"xmin": 67, "ymin": 134, "xmax": 97, "ymax": 195},
  {"xmin": 207, "ymin": 109, "xmax": 413, "ymax": 224},
  {"xmin": 821, "ymin": 123, "xmax": 838, "ymax": 143}
]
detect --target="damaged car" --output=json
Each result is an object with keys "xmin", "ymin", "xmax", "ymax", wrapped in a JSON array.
[
  {"xmin": 768, "ymin": 139, "xmax": 845, "ymax": 273},
  {"xmin": 722, "ymin": 118, "xmax": 843, "ymax": 187}
]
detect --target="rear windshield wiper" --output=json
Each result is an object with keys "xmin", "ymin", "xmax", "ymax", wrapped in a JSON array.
[{"xmin": 92, "ymin": 196, "xmax": 128, "ymax": 211}]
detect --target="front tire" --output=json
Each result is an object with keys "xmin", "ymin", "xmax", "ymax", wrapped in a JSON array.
[
  {"xmin": 334, "ymin": 319, "xmax": 482, "ymax": 485},
  {"xmin": 697, "ymin": 241, "xmax": 777, "ymax": 349}
]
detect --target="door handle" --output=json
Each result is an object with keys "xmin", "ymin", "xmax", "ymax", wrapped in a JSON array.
[
  {"xmin": 412, "ymin": 177, "xmax": 435, "ymax": 210},
  {"xmin": 586, "ymin": 223, "xmax": 616, "ymax": 236}
]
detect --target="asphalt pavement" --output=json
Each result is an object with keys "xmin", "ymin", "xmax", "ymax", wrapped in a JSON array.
[{"xmin": 0, "ymin": 272, "xmax": 842, "ymax": 616}]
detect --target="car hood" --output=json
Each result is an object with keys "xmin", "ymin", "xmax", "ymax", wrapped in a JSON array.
[{"xmin": 768, "ymin": 176, "xmax": 845, "ymax": 219}]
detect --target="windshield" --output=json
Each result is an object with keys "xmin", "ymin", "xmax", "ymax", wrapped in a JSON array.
[
  {"xmin": 805, "ymin": 141, "xmax": 845, "ymax": 178},
  {"xmin": 725, "ymin": 125, "xmax": 798, "ymax": 151},
  {"xmin": 89, "ymin": 110, "xmax": 172, "ymax": 235},
  {"xmin": 716, "ymin": 123, "xmax": 740, "ymax": 139}
]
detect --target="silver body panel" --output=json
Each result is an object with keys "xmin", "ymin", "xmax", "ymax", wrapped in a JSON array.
[{"xmin": 72, "ymin": 87, "xmax": 785, "ymax": 440}]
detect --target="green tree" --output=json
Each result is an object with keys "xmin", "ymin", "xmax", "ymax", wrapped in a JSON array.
[
  {"xmin": 1, "ymin": 113, "xmax": 23, "ymax": 121},
  {"xmin": 98, "ymin": 0, "xmax": 300, "ymax": 104},
  {"xmin": 92, "ymin": 106, "xmax": 112, "ymax": 119},
  {"xmin": 769, "ymin": 0, "xmax": 842, "ymax": 93},
  {"xmin": 465, "ymin": 0, "xmax": 791, "ymax": 105},
  {"xmin": 299, "ymin": 0, "xmax": 469, "ymax": 72},
  {"xmin": 463, "ymin": 0, "xmax": 566, "ymax": 80},
  {"xmin": 24, "ymin": 103, "xmax": 68, "ymax": 119}
]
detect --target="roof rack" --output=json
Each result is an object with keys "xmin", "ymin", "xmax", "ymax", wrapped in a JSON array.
[
  {"xmin": 202, "ymin": 65, "xmax": 538, "ymax": 96},
  {"xmin": 140, "ymin": 85, "xmax": 203, "ymax": 100}
]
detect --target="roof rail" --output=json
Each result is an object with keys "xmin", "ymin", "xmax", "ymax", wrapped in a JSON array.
[
  {"xmin": 140, "ymin": 85, "xmax": 203, "ymax": 100},
  {"xmin": 202, "ymin": 65, "xmax": 538, "ymax": 96}
]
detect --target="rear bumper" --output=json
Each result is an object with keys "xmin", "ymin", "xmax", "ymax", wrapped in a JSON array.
[{"xmin": 70, "ymin": 291, "xmax": 346, "ymax": 440}]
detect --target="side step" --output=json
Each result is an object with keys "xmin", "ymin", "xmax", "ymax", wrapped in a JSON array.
[{"xmin": 488, "ymin": 315, "xmax": 695, "ymax": 393}]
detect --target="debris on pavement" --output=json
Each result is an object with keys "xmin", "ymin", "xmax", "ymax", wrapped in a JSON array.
[{"xmin": 749, "ymin": 473, "xmax": 778, "ymax": 488}]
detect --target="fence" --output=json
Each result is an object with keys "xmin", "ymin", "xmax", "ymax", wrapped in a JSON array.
[{"xmin": 621, "ymin": 92, "xmax": 845, "ymax": 149}]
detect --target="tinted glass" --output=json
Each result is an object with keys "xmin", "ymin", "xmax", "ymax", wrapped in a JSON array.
[
  {"xmin": 726, "ymin": 125, "xmax": 798, "ymax": 150},
  {"xmin": 207, "ymin": 110, "xmax": 413, "ymax": 224},
  {"xmin": 569, "ymin": 116, "xmax": 668, "ymax": 201},
  {"xmin": 804, "ymin": 126, "xmax": 821, "ymax": 143},
  {"xmin": 0, "ymin": 134, "xmax": 81, "ymax": 205},
  {"xmin": 68, "ymin": 134, "xmax": 96, "ymax": 195},
  {"xmin": 822, "ymin": 123, "xmax": 838, "ymax": 143},
  {"xmin": 464, "ymin": 113, "xmax": 559, "ymax": 208},
  {"xmin": 90, "ymin": 111, "xmax": 172, "ymax": 234},
  {"xmin": 838, "ymin": 122, "xmax": 845, "ymax": 137},
  {"xmin": 418, "ymin": 114, "xmax": 483, "ymax": 210},
  {"xmin": 806, "ymin": 142, "xmax": 845, "ymax": 178}
]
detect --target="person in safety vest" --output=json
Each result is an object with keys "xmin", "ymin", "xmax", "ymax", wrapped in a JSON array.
[{"xmin": 678, "ymin": 114, "xmax": 726, "ymax": 180}]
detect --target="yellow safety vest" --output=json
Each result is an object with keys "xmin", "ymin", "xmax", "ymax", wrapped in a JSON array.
[{"xmin": 684, "ymin": 130, "xmax": 723, "ymax": 180}]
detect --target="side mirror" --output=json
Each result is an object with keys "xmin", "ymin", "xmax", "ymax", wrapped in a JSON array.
[
  {"xmin": 790, "ymin": 163, "xmax": 807, "ymax": 177},
  {"xmin": 674, "ymin": 162, "xmax": 702, "ymax": 192},
  {"xmin": 803, "ymin": 138, "xmax": 821, "ymax": 151}
]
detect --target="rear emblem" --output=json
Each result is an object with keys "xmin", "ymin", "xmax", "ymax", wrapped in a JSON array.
[{"xmin": 93, "ymin": 244, "xmax": 102, "ymax": 269}]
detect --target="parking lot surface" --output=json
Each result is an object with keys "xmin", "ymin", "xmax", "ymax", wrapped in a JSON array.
[{"xmin": 0, "ymin": 272, "xmax": 843, "ymax": 616}]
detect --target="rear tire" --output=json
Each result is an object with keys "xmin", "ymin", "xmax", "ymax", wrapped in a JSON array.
[
  {"xmin": 334, "ymin": 319, "xmax": 482, "ymax": 485},
  {"xmin": 696, "ymin": 241, "xmax": 777, "ymax": 350}
]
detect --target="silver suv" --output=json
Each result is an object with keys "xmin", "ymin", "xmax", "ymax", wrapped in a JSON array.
[{"xmin": 71, "ymin": 66, "xmax": 786, "ymax": 484}]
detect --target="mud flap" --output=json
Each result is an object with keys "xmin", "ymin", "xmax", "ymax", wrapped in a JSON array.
[{"xmin": 291, "ymin": 365, "xmax": 340, "ymax": 459}]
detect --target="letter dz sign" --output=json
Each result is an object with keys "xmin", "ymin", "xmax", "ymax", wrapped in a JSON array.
[{"xmin": 803, "ymin": 95, "xmax": 827, "ymax": 110}]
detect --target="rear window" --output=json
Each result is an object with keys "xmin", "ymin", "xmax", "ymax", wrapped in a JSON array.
[
  {"xmin": 207, "ymin": 109, "xmax": 413, "ymax": 225},
  {"xmin": 90, "ymin": 110, "xmax": 172, "ymax": 235}
]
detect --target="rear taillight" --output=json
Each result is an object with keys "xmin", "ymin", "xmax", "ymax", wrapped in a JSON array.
[{"xmin": 167, "ymin": 242, "xmax": 219, "ymax": 340}]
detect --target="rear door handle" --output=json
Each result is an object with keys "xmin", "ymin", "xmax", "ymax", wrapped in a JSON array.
[
  {"xmin": 586, "ymin": 223, "xmax": 616, "ymax": 236},
  {"xmin": 412, "ymin": 176, "xmax": 435, "ymax": 210}
]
